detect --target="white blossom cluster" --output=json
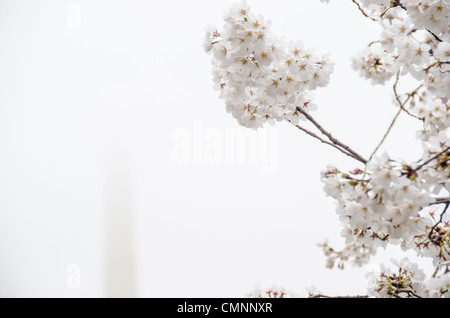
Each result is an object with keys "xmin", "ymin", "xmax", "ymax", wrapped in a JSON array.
[
  {"xmin": 352, "ymin": 44, "xmax": 395, "ymax": 84},
  {"xmin": 367, "ymin": 257, "xmax": 450, "ymax": 298},
  {"xmin": 409, "ymin": 91, "xmax": 450, "ymax": 142},
  {"xmin": 320, "ymin": 146, "xmax": 449, "ymax": 287},
  {"xmin": 319, "ymin": 238, "xmax": 382, "ymax": 269},
  {"xmin": 366, "ymin": 257, "xmax": 427, "ymax": 298},
  {"xmin": 246, "ymin": 284, "xmax": 300, "ymax": 298},
  {"xmin": 423, "ymin": 266, "xmax": 450, "ymax": 297},
  {"xmin": 320, "ymin": 0, "xmax": 450, "ymax": 298},
  {"xmin": 404, "ymin": 0, "xmax": 450, "ymax": 36},
  {"xmin": 406, "ymin": 212, "xmax": 450, "ymax": 266},
  {"xmin": 351, "ymin": 0, "xmax": 450, "ymax": 98},
  {"xmin": 205, "ymin": 0, "xmax": 450, "ymax": 298},
  {"xmin": 203, "ymin": 1, "xmax": 334, "ymax": 129},
  {"xmin": 321, "ymin": 155, "xmax": 432, "ymax": 241}
]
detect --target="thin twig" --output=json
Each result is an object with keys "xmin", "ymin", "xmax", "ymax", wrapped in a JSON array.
[
  {"xmin": 351, "ymin": 0, "xmax": 377, "ymax": 21},
  {"xmin": 428, "ymin": 203, "xmax": 449, "ymax": 244},
  {"xmin": 427, "ymin": 30, "xmax": 443, "ymax": 43},
  {"xmin": 415, "ymin": 147, "xmax": 450, "ymax": 172},
  {"xmin": 309, "ymin": 294, "xmax": 369, "ymax": 299},
  {"xmin": 393, "ymin": 73, "xmax": 423, "ymax": 120},
  {"xmin": 425, "ymin": 61, "xmax": 450, "ymax": 74},
  {"xmin": 369, "ymin": 108, "xmax": 402, "ymax": 162},
  {"xmin": 369, "ymin": 81, "xmax": 423, "ymax": 161},
  {"xmin": 432, "ymin": 261, "xmax": 450, "ymax": 278},
  {"xmin": 392, "ymin": 1, "xmax": 442, "ymax": 42},
  {"xmin": 428, "ymin": 198, "xmax": 450, "ymax": 206},
  {"xmin": 357, "ymin": 0, "xmax": 442, "ymax": 43},
  {"xmin": 392, "ymin": 0, "xmax": 407, "ymax": 10},
  {"xmin": 396, "ymin": 290, "xmax": 422, "ymax": 298},
  {"xmin": 380, "ymin": 6, "xmax": 391, "ymax": 18},
  {"xmin": 296, "ymin": 107, "xmax": 368, "ymax": 165},
  {"xmin": 290, "ymin": 121, "xmax": 362, "ymax": 163}
]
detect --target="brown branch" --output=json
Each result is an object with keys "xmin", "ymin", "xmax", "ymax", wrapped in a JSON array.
[
  {"xmin": 393, "ymin": 73, "xmax": 423, "ymax": 120},
  {"xmin": 429, "ymin": 198, "xmax": 450, "ymax": 206},
  {"xmin": 415, "ymin": 147, "xmax": 450, "ymax": 172},
  {"xmin": 351, "ymin": 0, "xmax": 377, "ymax": 21},
  {"xmin": 296, "ymin": 107, "xmax": 368, "ymax": 165},
  {"xmin": 370, "ymin": 81, "xmax": 423, "ymax": 161},
  {"xmin": 432, "ymin": 261, "xmax": 450, "ymax": 278},
  {"xmin": 290, "ymin": 121, "xmax": 363, "ymax": 163},
  {"xmin": 424, "ymin": 61, "xmax": 440, "ymax": 73},
  {"xmin": 396, "ymin": 290, "xmax": 422, "ymax": 298},
  {"xmin": 428, "ymin": 203, "xmax": 449, "ymax": 244},
  {"xmin": 391, "ymin": 0, "xmax": 407, "ymax": 10},
  {"xmin": 369, "ymin": 108, "xmax": 402, "ymax": 162},
  {"xmin": 359, "ymin": 0, "xmax": 443, "ymax": 43},
  {"xmin": 371, "ymin": 231, "xmax": 390, "ymax": 242},
  {"xmin": 392, "ymin": 1, "xmax": 442, "ymax": 42},
  {"xmin": 425, "ymin": 61, "xmax": 450, "ymax": 74},
  {"xmin": 380, "ymin": 7, "xmax": 391, "ymax": 18},
  {"xmin": 427, "ymin": 30, "xmax": 443, "ymax": 43}
]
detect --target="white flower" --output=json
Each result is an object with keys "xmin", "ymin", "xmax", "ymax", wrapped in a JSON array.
[
  {"xmin": 204, "ymin": 1, "xmax": 334, "ymax": 129},
  {"xmin": 352, "ymin": 45, "xmax": 395, "ymax": 85},
  {"xmin": 207, "ymin": 0, "xmax": 450, "ymax": 298},
  {"xmin": 435, "ymin": 42, "xmax": 450, "ymax": 62},
  {"xmin": 367, "ymin": 258, "xmax": 426, "ymax": 298}
]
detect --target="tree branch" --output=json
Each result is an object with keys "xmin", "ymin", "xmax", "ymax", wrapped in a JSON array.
[
  {"xmin": 290, "ymin": 121, "xmax": 364, "ymax": 163},
  {"xmin": 296, "ymin": 107, "xmax": 368, "ymax": 165},
  {"xmin": 392, "ymin": 1, "xmax": 442, "ymax": 42},
  {"xmin": 428, "ymin": 203, "xmax": 449, "ymax": 245},
  {"xmin": 429, "ymin": 198, "xmax": 450, "ymax": 206},
  {"xmin": 393, "ymin": 73, "xmax": 423, "ymax": 120},
  {"xmin": 369, "ymin": 108, "xmax": 402, "ymax": 162},
  {"xmin": 415, "ymin": 147, "xmax": 450, "ymax": 172},
  {"xmin": 396, "ymin": 290, "xmax": 422, "ymax": 298},
  {"xmin": 351, "ymin": 0, "xmax": 377, "ymax": 21},
  {"xmin": 370, "ymin": 80, "xmax": 424, "ymax": 161},
  {"xmin": 427, "ymin": 30, "xmax": 443, "ymax": 43}
]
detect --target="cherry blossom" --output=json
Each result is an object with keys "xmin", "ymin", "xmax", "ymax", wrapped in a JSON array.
[
  {"xmin": 203, "ymin": 0, "xmax": 334, "ymax": 129},
  {"xmin": 204, "ymin": 0, "xmax": 450, "ymax": 298}
]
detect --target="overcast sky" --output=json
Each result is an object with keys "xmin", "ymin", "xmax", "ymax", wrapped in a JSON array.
[{"xmin": 0, "ymin": 0, "xmax": 432, "ymax": 297}]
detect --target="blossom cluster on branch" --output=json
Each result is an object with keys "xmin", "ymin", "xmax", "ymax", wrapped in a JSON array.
[
  {"xmin": 204, "ymin": 0, "xmax": 450, "ymax": 298},
  {"xmin": 203, "ymin": 1, "xmax": 334, "ymax": 129},
  {"xmin": 320, "ymin": 0, "xmax": 450, "ymax": 298}
]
